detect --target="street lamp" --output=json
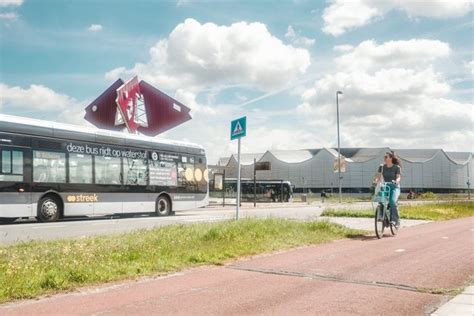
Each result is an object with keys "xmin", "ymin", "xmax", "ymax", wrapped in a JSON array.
[{"xmin": 336, "ymin": 91, "xmax": 343, "ymax": 203}]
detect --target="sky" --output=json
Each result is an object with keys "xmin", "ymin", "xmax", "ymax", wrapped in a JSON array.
[{"xmin": 0, "ymin": 0, "xmax": 473, "ymax": 163}]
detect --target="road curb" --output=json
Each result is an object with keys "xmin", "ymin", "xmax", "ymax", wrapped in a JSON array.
[{"xmin": 431, "ymin": 285, "xmax": 474, "ymax": 315}]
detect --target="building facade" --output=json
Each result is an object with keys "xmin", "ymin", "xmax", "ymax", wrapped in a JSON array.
[{"xmin": 216, "ymin": 148, "xmax": 472, "ymax": 193}]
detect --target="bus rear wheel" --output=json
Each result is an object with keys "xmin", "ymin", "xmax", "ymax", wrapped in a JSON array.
[
  {"xmin": 155, "ymin": 195, "xmax": 171, "ymax": 217},
  {"xmin": 37, "ymin": 196, "xmax": 61, "ymax": 222}
]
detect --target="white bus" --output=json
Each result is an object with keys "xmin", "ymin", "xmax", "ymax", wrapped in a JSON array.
[{"xmin": 0, "ymin": 114, "xmax": 208, "ymax": 223}]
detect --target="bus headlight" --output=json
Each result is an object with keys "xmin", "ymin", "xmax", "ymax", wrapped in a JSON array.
[
  {"xmin": 194, "ymin": 168, "xmax": 202, "ymax": 182},
  {"xmin": 185, "ymin": 168, "xmax": 194, "ymax": 182},
  {"xmin": 203, "ymin": 169, "xmax": 209, "ymax": 182}
]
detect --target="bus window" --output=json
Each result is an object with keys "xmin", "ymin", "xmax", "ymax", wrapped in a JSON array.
[
  {"xmin": 12, "ymin": 151, "xmax": 23, "ymax": 174},
  {"xmin": 124, "ymin": 157, "xmax": 148, "ymax": 185},
  {"xmin": 33, "ymin": 151, "xmax": 66, "ymax": 183},
  {"xmin": 68, "ymin": 153, "xmax": 93, "ymax": 184},
  {"xmin": 0, "ymin": 150, "xmax": 23, "ymax": 182},
  {"xmin": 149, "ymin": 159, "xmax": 177, "ymax": 187},
  {"xmin": 2, "ymin": 151, "xmax": 11, "ymax": 173},
  {"xmin": 95, "ymin": 156, "xmax": 121, "ymax": 185}
]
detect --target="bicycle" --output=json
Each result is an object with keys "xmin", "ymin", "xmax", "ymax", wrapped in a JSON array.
[{"xmin": 372, "ymin": 182, "xmax": 398, "ymax": 239}]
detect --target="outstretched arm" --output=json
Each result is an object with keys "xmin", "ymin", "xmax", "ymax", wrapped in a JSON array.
[
  {"xmin": 394, "ymin": 166, "xmax": 401, "ymax": 186},
  {"xmin": 395, "ymin": 173, "xmax": 401, "ymax": 186}
]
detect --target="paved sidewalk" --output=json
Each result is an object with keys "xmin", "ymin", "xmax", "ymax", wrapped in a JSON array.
[{"xmin": 432, "ymin": 286, "xmax": 474, "ymax": 315}]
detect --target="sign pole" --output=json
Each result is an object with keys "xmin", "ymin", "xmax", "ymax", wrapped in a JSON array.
[
  {"xmin": 230, "ymin": 116, "xmax": 246, "ymax": 220},
  {"xmin": 223, "ymin": 169, "xmax": 226, "ymax": 207},
  {"xmin": 236, "ymin": 137, "xmax": 241, "ymax": 220}
]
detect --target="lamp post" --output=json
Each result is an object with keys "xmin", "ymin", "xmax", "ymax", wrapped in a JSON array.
[
  {"xmin": 336, "ymin": 91, "xmax": 343, "ymax": 203},
  {"xmin": 468, "ymin": 162, "xmax": 471, "ymax": 200}
]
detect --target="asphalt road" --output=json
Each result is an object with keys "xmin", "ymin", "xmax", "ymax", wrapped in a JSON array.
[
  {"xmin": 1, "ymin": 217, "xmax": 472, "ymax": 315},
  {"xmin": 0, "ymin": 204, "xmax": 325, "ymax": 245}
]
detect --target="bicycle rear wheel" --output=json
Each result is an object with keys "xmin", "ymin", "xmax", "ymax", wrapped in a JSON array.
[{"xmin": 375, "ymin": 204, "xmax": 384, "ymax": 239}]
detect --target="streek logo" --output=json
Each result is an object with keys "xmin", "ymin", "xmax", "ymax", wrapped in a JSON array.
[{"xmin": 66, "ymin": 194, "xmax": 99, "ymax": 203}]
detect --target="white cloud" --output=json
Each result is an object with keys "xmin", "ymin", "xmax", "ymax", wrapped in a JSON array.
[
  {"xmin": 285, "ymin": 25, "xmax": 296, "ymax": 38},
  {"xmin": 297, "ymin": 38, "xmax": 473, "ymax": 152},
  {"xmin": 88, "ymin": 24, "xmax": 103, "ymax": 32},
  {"xmin": 285, "ymin": 25, "xmax": 316, "ymax": 47},
  {"xmin": 0, "ymin": 83, "xmax": 90, "ymax": 125},
  {"xmin": 300, "ymin": 68, "xmax": 450, "ymax": 115},
  {"xmin": 0, "ymin": 0, "xmax": 22, "ymax": 7},
  {"xmin": 333, "ymin": 44, "xmax": 353, "ymax": 52},
  {"xmin": 466, "ymin": 60, "xmax": 474, "ymax": 75},
  {"xmin": 163, "ymin": 103, "xmax": 318, "ymax": 164},
  {"xmin": 293, "ymin": 36, "xmax": 316, "ymax": 47},
  {"xmin": 0, "ymin": 12, "xmax": 17, "ymax": 20},
  {"xmin": 173, "ymin": 89, "xmax": 217, "ymax": 116},
  {"xmin": 336, "ymin": 39, "xmax": 451, "ymax": 71},
  {"xmin": 176, "ymin": 0, "xmax": 189, "ymax": 6},
  {"xmin": 242, "ymin": 126, "xmax": 323, "ymax": 154},
  {"xmin": 322, "ymin": 0, "xmax": 472, "ymax": 36},
  {"xmin": 106, "ymin": 19, "xmax": 311, "ymax": 92},
  {"xmin": 395, "ymin": 0, "xmax": 472, "ymax": 18},
  {"xmin": 322, "ymin": 0, "xmax": 380, "ymax": 36},
  {"xmin": 0, "ymin": 83, "xmax": 78, "ymax": 111}
]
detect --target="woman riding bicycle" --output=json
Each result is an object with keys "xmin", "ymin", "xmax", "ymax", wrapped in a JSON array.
[{"xmin": 375, "ymin": 151, "xmax": 401, "ymax": 228}]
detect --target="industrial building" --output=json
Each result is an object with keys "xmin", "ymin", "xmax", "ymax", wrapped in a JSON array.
[{"xmin": 215, "ymin": 148, "xmax": 472, "ymax": 193}]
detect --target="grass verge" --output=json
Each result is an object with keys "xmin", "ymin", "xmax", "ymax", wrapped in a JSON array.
[
  {"xmin": 321, "ymin": 202, "xmax": 474, "ymax": 221},
  {"xmin": 0, "ymin": 219, "xmax": 361, "ymax": 303}
]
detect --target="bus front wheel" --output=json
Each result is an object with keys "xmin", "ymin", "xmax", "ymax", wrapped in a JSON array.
[
  {"xmin": 37, "ymin": 196, "xmax": 61, "ymax": 222},
  {"xmin": 156, "ymin": 195, "xmax": 171, "ymax": 217}
]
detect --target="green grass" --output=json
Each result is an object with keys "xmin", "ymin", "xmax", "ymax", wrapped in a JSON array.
[
  {"xmin": 0, "ymin": 219, "xmax": 361, "ymax": 303},
  {"xmin": 321, "ymin": 202, "xmax": 474, "ymax": 221}
]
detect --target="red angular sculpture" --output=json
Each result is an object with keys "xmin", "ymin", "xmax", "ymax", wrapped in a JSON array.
[{"xmin": 84, "ymin": 77, "xmax": 191, "ymax": 136}]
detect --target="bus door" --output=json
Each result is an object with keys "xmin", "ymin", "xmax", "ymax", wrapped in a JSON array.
[
  {"xmin": 0, "ymin": 146, "xmax": 32, "ymax": 217},
  {"xmin": 93, "ymin": 155, "xmax": 123, "ymax": 215}
]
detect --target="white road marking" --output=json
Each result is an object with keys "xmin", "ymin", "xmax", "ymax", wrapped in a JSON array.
[
  {"xmin": 32, "ymin": 225, "xmax": 66, "ymax": 229},
  {"xmin": 395, "ymin": 249, "xmax": 405, "ymax": 253},
  {"xmin": 442, "ymin": 236, "xmax": 449, "ymax": 239},
  {"xmin": 182, "ymin": 218, "xmax": 225, "ymax": 223}
]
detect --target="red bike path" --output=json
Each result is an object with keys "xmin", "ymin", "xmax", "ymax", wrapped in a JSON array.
[{"xmin": 1, "ymin": 217, "xmax": 473, "ymax": 315}]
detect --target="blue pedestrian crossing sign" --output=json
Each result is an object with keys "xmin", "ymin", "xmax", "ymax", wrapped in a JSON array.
[{"xmin": 230, "ymin": 116, "xmax": 246, "ymax": 140}]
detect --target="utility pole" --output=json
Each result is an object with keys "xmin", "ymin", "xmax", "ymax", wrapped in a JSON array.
[
  {"xmin": 254, "ymin": 158, "xmax": 257, "ymax": 207},
  {"xmin": 468, "ymin": 161, "xmax": 471, "ymax": 200},
  {"xmin": 336, "ymin": 91, "xmax": 343, "ymax": 203}
]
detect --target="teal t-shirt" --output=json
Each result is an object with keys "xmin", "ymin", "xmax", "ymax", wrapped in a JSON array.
[{"xmin": 378, "ymin": 164, "xmax": 401, "ymax": 183}]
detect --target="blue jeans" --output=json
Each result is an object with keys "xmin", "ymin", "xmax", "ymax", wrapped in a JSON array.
[{"xmin": 387, "ymin": 183, "xmax": 400, "ymax": 224}]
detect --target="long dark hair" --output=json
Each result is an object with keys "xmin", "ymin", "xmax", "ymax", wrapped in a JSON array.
[{"xmin": 386, "ymin": 151, "xmax": 402, "ymax": 167}]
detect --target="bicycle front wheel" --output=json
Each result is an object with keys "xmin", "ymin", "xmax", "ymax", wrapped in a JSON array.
[
  {"xmin": 375, "ymin": 204, "xmax": 384, "ymax": 239},
  {"xmin": 390, "ymin": 223, "xmax": 398, "ymax": 236}
]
